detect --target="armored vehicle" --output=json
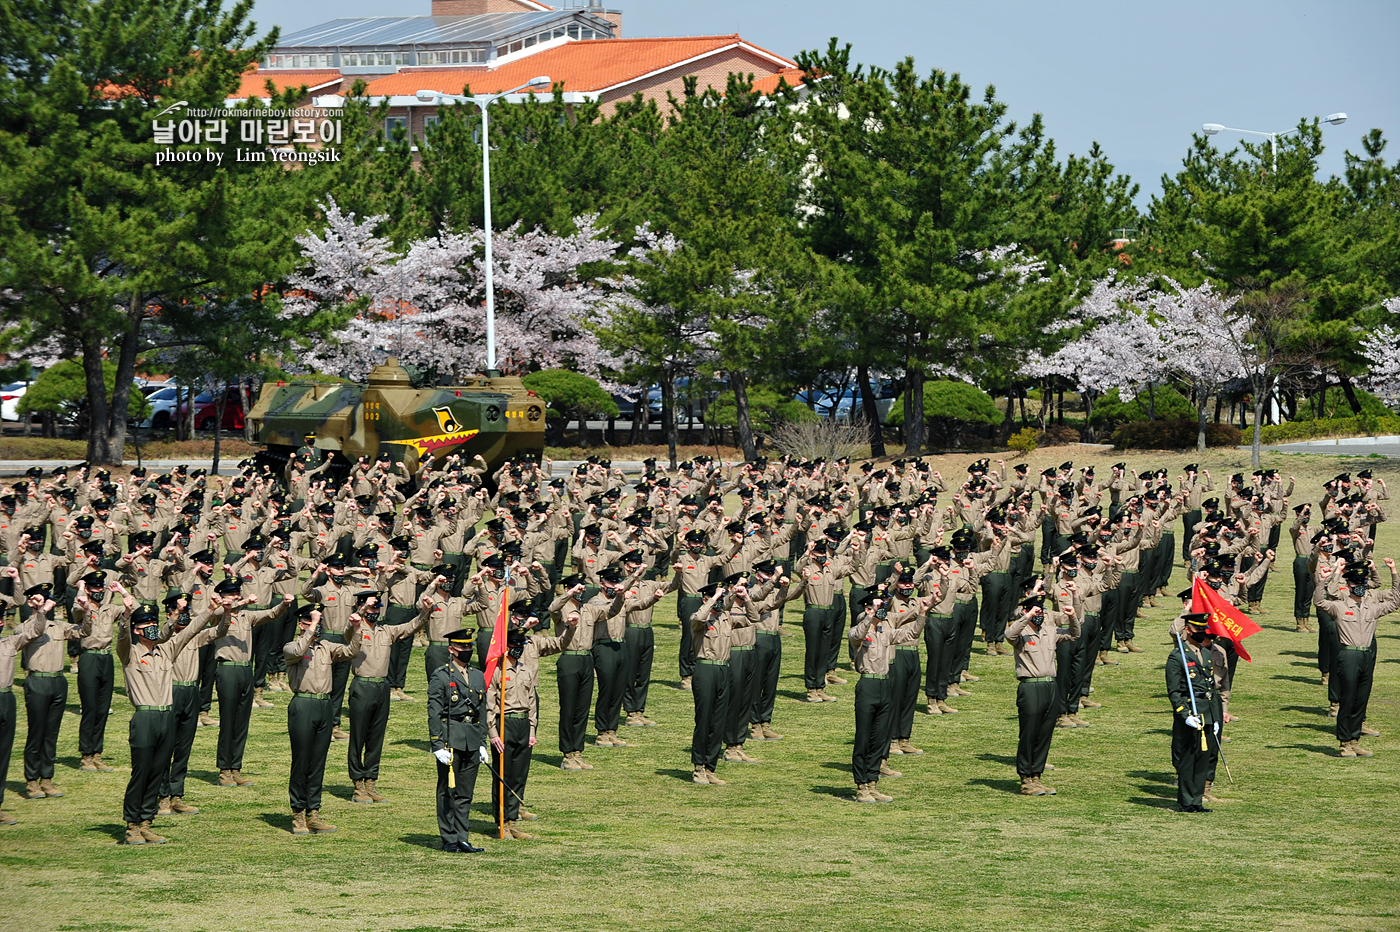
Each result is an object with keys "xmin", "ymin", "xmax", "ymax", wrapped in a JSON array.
[{"xmin": 249, "ymin": 358, "xmax": 545, "ymax": 475}]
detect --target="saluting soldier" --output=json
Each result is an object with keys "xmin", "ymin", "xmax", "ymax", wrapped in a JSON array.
[
  {"xmin": 284, "ymin": 603, "xmax": 362, "ymax": 835},
  {"xmin": 68, "ymin": 571, "xmax": 128, "ymax": 772},
  {"xmin": 428, "ymin": 628, "xmax": 488, "ymax": 853},
  {"xmin": 1007, "ymin": 595, "xmax": 1078, "ymax": 796},
  {"xmin": 1166, "ymin": 612, "xmax": 1220, "ymax": 812},
  {"xmin": 488, "ymin": 601, "xmax": 571, "ymax": 839},
  {"xmin": 115, "ymin": 601, "xmax": 212, "ymax": 845},
  {"xmin": 345, "ymin": 590, "xmax": 427, "ymax": 803},
  {"xmin": 1314, "ymin": 558, "xmax": 1400, "ymax": 758},
  {"xmin": 849, "ymin": 587, "xmax": 927, "ymax": 803},
  {"xmin": 0, "ymin": 586, "xmax": 54, "ymax": 822},
  {"xmin": 159, "ymin": 594, "xmax": 229, "ymax": 817},
  {"xmin": 618, "ymin": 551, "xmax": 681, "ymax": 728}
]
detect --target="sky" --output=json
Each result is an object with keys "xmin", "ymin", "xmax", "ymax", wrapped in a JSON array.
[{"xmin": 250, "ymin": 0, "xmax": 1400, "ymax": 208}]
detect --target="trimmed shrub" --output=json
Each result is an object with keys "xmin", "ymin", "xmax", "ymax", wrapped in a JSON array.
[
  {"xmin": 1006, "ymin": 427, "xmax": 1038, "ymax": 456},
  {"xmin": 1290, "ymin": 387, "xmax": 1392, "ymax": 421},
  {"xmin": 1089, "ymin": 386, "xmax": 1193, "ymax": 427},
  {"xmin": 1037, "ymin": 425, "xmax": 1083, "ymax": 446},
  {"xmin": 1112, "ymin": 419, "xmax": 1243, "ymax": 450},
  {"xmin": 1259, "ymin": 415, "xmax": 1400, "ymax": 444}
]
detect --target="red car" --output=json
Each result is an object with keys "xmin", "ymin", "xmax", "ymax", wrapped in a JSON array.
[{"xmin": 179, "ymin": 388, "xmax": 247, "ymax": 432}]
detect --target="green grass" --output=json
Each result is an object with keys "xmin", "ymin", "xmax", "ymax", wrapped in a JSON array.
[{"xmin": 3, "ymin": 450, "xmax": 1400, "ymax": 931}]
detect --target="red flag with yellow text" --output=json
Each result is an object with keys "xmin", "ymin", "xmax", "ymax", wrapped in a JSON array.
[
  {"xmin": 1191, "ymin": 576, "xmax": 1262, "ymax": 662},
  {"xmin": 483, "ymin": 584, "xmax": 510, "ymax": 685}
]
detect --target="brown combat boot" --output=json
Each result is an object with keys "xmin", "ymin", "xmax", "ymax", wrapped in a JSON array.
[
  {"xmin": 961, "ymin": 671, "xmax": 980, "ymax": 683},
  {"xmin": 723, "ymin": 745, "xmax": 744, "ymax": 763},
  {"xmin": 806, "ymin": 688, "xmax": 825, "ymax": 703},
  {"xmin": 575, "ymin": 753, "xmax": 594, "ymax": 771},
  {"xmin": 560, "ymin": 752, "xmax": 584, "ymax": 771},
  {"xmin": 625, "ymin": 711, "xmax": 647, "ymax": 727},
  {"xmin": 594, "ymin": 731, "xmax": 618, "ymax": 747},
  {"xmin": 1328, "ymin": 702, "xmax": 1339, "ymax": 718},
  {"xmin": 364, "ymin": 779, "xmax": 387, "ymax": 802},
  {"xmin": 826, "ymin": 671, "xmax": 848, "ymax": 685},
  {"xmin": 1294, "ymin": 618, "xmax": 1308, "ymax": 632},
  {"xmin": 138, "ymin": 820, "xmax": 167, "ymax": 844},
  {"xmin": 1352, "ymin": 740, "xmax": 1374, "ymax": 758},
  {"xmin": 606, "ymin": 730, "xmax": 628, "ymax": 747},
  {"xmin": 1056, "ymin": 714, "xmax": 1076, "ymax": 729},
  {"xmin": 888, "ymin": 740, "xmax": 904, "ymax": 756},
  {"xmin": 1020, "ymin": 775, "xmax": 1047, "ymax": 796},
  {"xmin": 124, "ymin": 822, "xmax": 146, "ymax": 845},
  {"xmin": 1079, "ymin": 697, "xmax": 1102, "ymax": 709},
  {"xmin": 1034, "ymin": 775, "xmax": 1057, "ymax": 795},
  {"xmin": 158, "ymin": 796, "xmax": 173, "ymax": 815},
  {"xmin": 937, "ymin": 700, "xmax": 959, "ymax": 714},
  {"xmin": 818, "ymin": 688, "xmax": 838, "ymax": 702},
  {"xmin": 517, "ymin": 807, "xmax": 537, "ymax": 821},
  {"xmin": 926, "ymin": 700, "xmax": 941, "ymax": 715},
  {"xmin": 218, "ymin": 769, "xmax": 237, "ymax": 786},
  {"xmin": 693, "ymin": 765, "xmax": 709, "ymax": 785},
  {"xmin": 352, "ymin": 779, "xmax": 373, "ymax": 803},
  {"xmin": 762, "ymin": 723, "xmax": 783, "ymax": 740},
  {"xmin": 92, "ymin": 754, "xmax": 113, "ymax": 772},
  {"xmin": 949, "ymin": 684, "xmax": 973, "ymax": 697},
  {"xmin": 1126, "ymin": 640, "xmax": 1144, "ymax": 653},
  {"xmin": 879, "ymin": 761, "xmax": 902, "ymax": 778},
  {"xmin": 80, "ymin": 754, "xmax": 98, "ymax": 772},
  {"xmin": 40, "ymin": 779, "xmax": 62, "ymax": 797},
  {"xmin": 252, "ymin": 687, "xmax": 273, "ymax": 709},
  {"xmin": 900, "ymin": 739, "xmax": 923, "ymax": 755},
  {"xmin": 170, "ymin": 797, "xmax": 200, "ymax": 814},
  {"xmin": 1338, "ymin": 741, "xmax": 1358, "ymax": 758},
  {"xmin": 680, "ymin": 675, "xmax": 692, "ymax": 691},
  {"xmin": 1203, "ymin": 781, "xmax": 1230, "ymax": 803},
  {"xmin": 1361, "ymin": 724, "xmax": 1381, "ymax": 737},
  {"xmin": 230, "ymin": 770, "xmax": 254, "ymax": 787},
  {"xmin": 0, "ymin": 810, "xmax": 16, "ymax": 825},
  {"xmin": 331, "ymin": 725, "xmax": 350, "ymax": 741},
  {"xmin": 704, "ymin": 768, "xmax": 727, "ymax": 785},
  {"xmin": 854, "ymin": 782, "xmax": 877, "ymax": 803},
  {"xmin": 24, "ymin": 780, "xmax": 44, "ymax": 800},
  {"xmin": 306, "ymin": 810, "xmax": 336, "ymax": 833},
  {"xmin": 291, "ymin": 810, "xmax": 310, "ymax": 835},
  {"xmin": 1099, "ymin": 651, "xmax": 1119, "ymax": 666},
  {"xmin": 198, "ymin": 711, "xmax": 218, "ymax": 727},
  {"xmin": 1069, "ymin": 714, "xmax": 1091, "ymax": 727},
  {"xmin": 868, "ymin": 781, "xmax": 893, "ymax": 802},
  {"xmin": 506, "ymin": 820, "xmax": 533, "ymax": 839},
  {"xmin": 750, "ymin": 722, "xmax": 765, "ymax": 741},
  {"xmin": 736, "ymin": 746, "xmax": 759, "ymax": 763}
]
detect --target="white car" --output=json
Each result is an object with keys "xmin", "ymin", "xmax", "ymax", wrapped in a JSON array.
[
  {"xmin": 1, "ymin": 382, "xmax": 28, "ymax": 422},
  {"xmin": 136, "ymin": 385, "xmax": 180, "ymax": 429}
]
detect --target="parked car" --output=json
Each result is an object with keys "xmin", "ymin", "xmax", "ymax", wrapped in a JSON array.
[
  {"xmin": 0, "ymin": 382, "xmax": 29, "ymax": 422},
  {"xmin": 795, "ymin": 381, "xmax": 899, "ymax": 423},
  {"xmin": 179, "ymin": 387, "xmax": 247, "ymax": 432},
  {"xmin": 135, "ymin": 385, "xmax": 179, "ymax": 429}
]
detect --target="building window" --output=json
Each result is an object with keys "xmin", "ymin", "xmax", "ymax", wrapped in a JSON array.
[
  {"xmin": 524, "ymin": 35, "xmax": 536, "ymax": 48},
  {"xmin": 385, "ymin": 117, "xmax": 407, "ymax": 138},
  {"xmin": 421, "ymin": 115, "xmax": 440, "ymax": 145},
  {"xmin": 567, "ymin": 25, "xmax": 580, "ymax": 39}
]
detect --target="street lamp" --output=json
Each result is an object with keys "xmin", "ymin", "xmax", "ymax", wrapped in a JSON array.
[
  {"xmin": 1201, "ymin": 112, "xmax": 1347, "ymax": 173},
  {"xmin": 417, "ymin": 75, "xmax": 551, "ymax": 375}
]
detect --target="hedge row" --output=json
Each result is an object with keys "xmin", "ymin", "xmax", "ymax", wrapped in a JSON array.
[
  {"xmin": 1258, "ymin": 415, "xmax": 1400, "ymax": 444},
  {"xmin": 1111, "ymin": 419, "xmax": 1244, "ymax": 450}
]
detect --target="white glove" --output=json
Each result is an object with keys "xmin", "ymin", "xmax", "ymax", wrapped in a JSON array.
[
  {"xmin": 433, "ymin": 748, "xmax": 452, "ymax": 765},
  {"xmin": 1213, "ymin": 721, "xmax": 1221, "ymax": 736},
  {"xmin": 1185, "ymin": 715, "xmax": 1202, "ymax": 730},
  {"xmin": 478, "ymin": 746, "xmax": 489, "ymax": 763}
]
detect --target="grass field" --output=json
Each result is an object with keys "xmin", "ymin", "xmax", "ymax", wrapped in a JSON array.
[{"xmin": 2, "ymin": 449, "xmax": 1399, "ymax": 932}]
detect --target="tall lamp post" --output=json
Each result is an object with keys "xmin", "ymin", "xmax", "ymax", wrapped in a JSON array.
[
  {"xmin": 1201, "ymin": 112, "xmax": 1348, "ymax": 173},
  {"xmin": 417, "ymin": 76, "xmax": 551, "ymax": 376}
]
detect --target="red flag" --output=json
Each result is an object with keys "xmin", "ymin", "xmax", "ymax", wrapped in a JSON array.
[
  {"xmin": 1191, "ymin": 576, "xmax": 1262, "ymax": 662},
  {"xmin": 483, "ymin": 584, "xmax": 510, "ymax": 685}
]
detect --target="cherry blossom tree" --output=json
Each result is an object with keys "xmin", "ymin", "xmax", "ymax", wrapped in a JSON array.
[
  {"xmin": 1362, "ymin": 296, "xmax": 1400, "ymax": 404},
  {"xmin": 286, "ymin": 198, "xmax": 628, "ymax": 383}
]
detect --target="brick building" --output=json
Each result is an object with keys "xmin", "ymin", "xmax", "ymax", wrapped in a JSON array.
[{"xmin": 233, "ymin": 0, "xmax": 803, "ymax": 141}]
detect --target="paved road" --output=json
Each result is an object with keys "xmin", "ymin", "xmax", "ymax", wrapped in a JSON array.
[{"xmin": 1249, "ymin": 435, "xmax": 1400, "ymax": 458}]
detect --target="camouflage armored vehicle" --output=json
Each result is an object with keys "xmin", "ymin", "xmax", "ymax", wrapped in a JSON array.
[{"xmin": 249, "ymin": 358, "xmax": 545, "ymax": 476}]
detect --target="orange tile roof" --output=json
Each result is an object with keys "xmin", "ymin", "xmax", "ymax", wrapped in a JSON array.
[
  {"xmin": 233, "ymin": 67, "xmax": 344, "ymax": 99},
  {"xmin": 751, "ymin": 67, "xmax": 805, "ymax": 95},
  {"xmin": 362, "ymin": 35, "xmax": 795, "ymax": 98}
]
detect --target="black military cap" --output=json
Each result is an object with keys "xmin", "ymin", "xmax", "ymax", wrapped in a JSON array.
[
  {"xmin": 1202, "ymin": 498, "xmax": 1219, "ymax": 509},
  {"xmin": 684, "ymin": 529, "xmax": 707, "ymax": 544},
  {"xmin": 1357, "ymin": 469, "xmax": 1373, "ymax": 479},
  {"xmin": 353, "ymin": 589, "xmax": 380, "ymax": 606},
  {"xmin": 131, "ymin": 606, "xmax": 159, "ymax": 627},
  {"xmin": 389, "ymin": 535, "xmax": 413, "ymax": 551},
  {"xmin": 559, "ymin": 573, "xmax": 585, "ymax": 589},
  {"xmin": 508, "ymin": 599, "xmax": 537, "ymax": 617},
  {"xmin": 896, "ymin": 570, "xmax": 915, "ymax": 585},
  {"xmin": 93, "ymin": 498, "xmax": 114, "ymax": 510},
  {"xmin": 1019, "ymin": 595, "xmax": 1045, "ymax": 610},
  {"xmin": 599, "ymin": 569, "xmax": 625, "ymax": 584},
  {"xmin": 1342, "ymin": 566, "xmax": 1371, "ymax": 584},
  {"xmin": 929, "ymin": 546, "xmax": 952, "ymax": 561},
  {"xmin": 81, "ymin": 570, "xmax": 107, "ymax": 589},
  {"xmin": 189, "ymin": 549, "xmax": 216, "ymax": 564},
  {"xmin": 1176, "ymin": 588, "xmax": 1194, "ymax": 601},
  {"xmin": 853, "ymin": 590, "xmax": 878, "ymax": 608},
  {"xmin": 620, "ymin": 549, "xmax": 646, "ymax": 564},
  {"xmin": 500, "ymin": 541, "xmax": 524, "ymax": 559},
  {"xmin": 353, "ymin": 494, "xmax": 375, "ymax": 507},
  {"xmin": 24, "ymin": 582, "xmax": 53, "ymax": 598},
  {"xmin": 430, "ymin": 564, "xmax": 457, "ymax": 580},
  {"xmin": 442, "ymin": 624, "xmax": 476, "ymax": 646},
  {"xmin": 137, "ymin": 492, "xmax": 157, "ymax": 505},
  {"xmin": 481, "ymin": 554, "xmax": 506, "ymax": 569},
  {"xmin": 162, "ymin": 593, "xmax": 185, "ymax": 609},
  {"xmin": 244, "ymin": 534, "xmax": 267, "ymax": 551},
  {"xmin": 1181, "ymin": 612, "xmax": 1212, "ymax": 631},
  {"xmin": 724, "ymin": 520, "xmax": 744, "ymax": 534},
  {"xmin": 752, "ymin": 560, "xmax": 777, "ymax": 576},
  {"xmin": 214, "ymin": 578, "xmax": 243, "ymax": 594},
  {"xmin": 129, "ymin": 530, "xmax": 156, "ymax": 547},
  {"xmin": 698, "ymin": 582, "xmax": 721, "ymax": 599},
  {"xmin": 295, "ymin": 603, "xmax": 321, "ymax": 620},
  {"xmin": 325, "ymin": 555, "xmax": 348, "ymax": 569}
]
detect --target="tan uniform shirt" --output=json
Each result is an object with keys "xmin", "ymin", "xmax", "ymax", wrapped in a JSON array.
[
  {"xmin": 849, "ymin": 607, "xmax": 925, "ymax": 675},
  {"xmin": 350, "ymin": 611, "xmax": 428, "ymax": 678},
  {"xmin": 486, "ymin": 634, "xmax": 570, "ymax": 741},
  {"xmin": 1006, "ymin": 608, "xmax": 1079, "ymax": 678},
  {"xmin": 215, "ymin": 602, "xmax": 290, "ymax": 662},
  {"xmin": 285, "ymin": 626, "xmax": 362, "ymax": 694}
]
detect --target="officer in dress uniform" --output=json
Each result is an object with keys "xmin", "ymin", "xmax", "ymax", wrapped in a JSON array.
[
  {"xmin": 1166, "ymin": 612, "xmax": 1220, "ymax": 812},
  {"xmin": 428, "ymin": 628, "xmax": 487, "ymax": 853}
]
